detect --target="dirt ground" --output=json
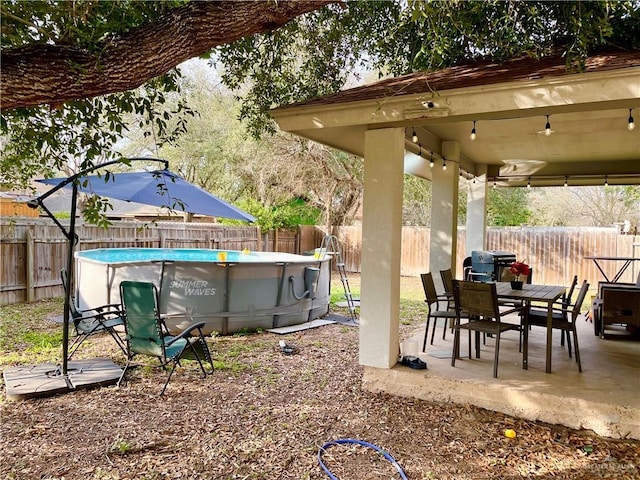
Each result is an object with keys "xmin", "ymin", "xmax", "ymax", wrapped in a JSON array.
[{"xmin": 1, "ymin": 275, "xmax": 639, "ymax": 480}]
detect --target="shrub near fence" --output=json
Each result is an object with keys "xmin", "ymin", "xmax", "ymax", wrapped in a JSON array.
[{"xmin": 2, "ymin": 220, "xmax": 638, "ymax": 305}]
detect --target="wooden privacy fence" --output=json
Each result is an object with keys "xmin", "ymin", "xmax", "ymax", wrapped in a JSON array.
[
  {"xmin": 2, "ymin": 220, "xmax": 638, "ymax": 305},
  {"xmin": 323, "ymin": 225, "xmax": 640, "ymax": 289}
]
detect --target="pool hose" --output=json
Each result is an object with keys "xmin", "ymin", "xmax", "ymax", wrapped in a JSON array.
[{"xmin": 317, "ymin": 438, "xmax": 409, "ymax": 480}]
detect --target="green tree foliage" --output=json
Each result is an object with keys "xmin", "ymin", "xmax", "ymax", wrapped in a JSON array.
[
  {"xmin": 217, "ymin": 0, "xmax": 640, "ymax": 136},
  {"xmin": 1, "ymin": 75, "xmax": 195, "ymax": 190},
  {"xmin": 403, "ymin": 175, "xmax": 432, "ymax": 225},
  {"xmin": 487, "ymin": 188, "xmax": 531, "ymax": 226},
  {"xmin": 1, "ymin": 0, "xmax": 334, "ymax": 188},
  {"xmin": 117, "ymin": 61, "xmax": 361, "ymax": 228}
]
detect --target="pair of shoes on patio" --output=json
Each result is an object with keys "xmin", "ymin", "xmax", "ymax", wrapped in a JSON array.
[{"xmin": 400, "ymin": 356, "xmax": 427, "ymax": 369}]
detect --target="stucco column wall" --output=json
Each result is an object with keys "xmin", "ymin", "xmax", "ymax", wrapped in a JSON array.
[
  {"xmin": 466, "ymin": 164, "xmax": 488, "ymax": 255},
  {"xmin": 359, "ymin": 127, "xmax": 404, "ymax": 368},
  {"xmin": 430, "ymin": 141, "xmax": 460, "ymax": 289}
]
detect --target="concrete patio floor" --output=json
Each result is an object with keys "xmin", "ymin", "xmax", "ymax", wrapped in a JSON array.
[{"xmin": 362, "ymin": 313, "xmax": 640, "ymax": 440}]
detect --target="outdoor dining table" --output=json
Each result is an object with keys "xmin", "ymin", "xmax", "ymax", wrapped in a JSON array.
[
  {"xmin": 584, "ymin": 255, "xmax": 640, "ymax": 283},
  {"xmin": 495, "ymin": 282, "xmax": 566, "ymax": 374}
]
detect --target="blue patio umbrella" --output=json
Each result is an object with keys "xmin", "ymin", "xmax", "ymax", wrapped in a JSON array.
[
  {"xmin": 38, "ymin": 169, "xmax": 255, "ymax": 222},
  {"xmin": 30, "ymin": 158, "xmax": 254, "ymax": 379}
]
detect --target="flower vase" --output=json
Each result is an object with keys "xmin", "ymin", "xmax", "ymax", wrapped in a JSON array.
[{"xmin": 510, "ymin": 280, "xmax": 523, "ymax": 290}]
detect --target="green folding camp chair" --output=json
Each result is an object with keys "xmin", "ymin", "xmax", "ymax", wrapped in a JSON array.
[
  {"xmin": 118, "ymin": 280, "xmax": 214, "ymax": 395},
  {"xmin": 62, "ymin": 268, "xmax": 126, "ymax": 359}
]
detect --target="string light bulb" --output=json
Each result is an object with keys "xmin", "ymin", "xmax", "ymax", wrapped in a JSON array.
[
  {"xmin": 628, "ymin": 109, "xmax": 635, "ymax": 131},
  {"xmin": 544, "ymin": 115, "xmax": 552, "ymax": 136},
  {"xmin": 429, "ymin": 153, "xmax": 434, "ymax": 168},
  {"xmin": 493, "ymin": 181, "xmax": 497, "ymax": 189},
  {"xmin": 470, "ymin": 121, "xmax": 477, "ymax": 141},
  {"xmin": 604, "ymin": 175, "xmax": 608, "ymax": 187},
  {"xmin": 442, "ymin": 157, "xmax": 447, "ymax": 171},
  {"xmin": 417, "ymin": 143, "xmax": 422, "ymax": 156},
  {"xmin": 411, "ymin": 129, "xmax": 418, "ymax": 143},
  {"xmin": 564, "ymin": 176, "xmax": 568, "ymax": 188},
  {"xmin": 527, "ymin": 177, "xmax": 531, "ymax": 188}
]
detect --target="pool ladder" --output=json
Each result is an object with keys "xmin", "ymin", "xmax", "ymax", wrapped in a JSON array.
[{"xmin": 318, "ymin": 235, "xmax": 359, "ymax": 322}]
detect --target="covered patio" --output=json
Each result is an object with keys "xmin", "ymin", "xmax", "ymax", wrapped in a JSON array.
[
  {"xmin": 368, "ymin": 314, "xmax": 639, "ymax": 440},
  {"xmin": 270, "ymin": 50, "xmax": 640, "ymax": 439}
]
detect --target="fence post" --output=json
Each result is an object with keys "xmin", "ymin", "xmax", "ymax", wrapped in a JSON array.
[
  {"xmin": 26, "ymin": 229, "xmax": 35, "ymax": 303},
  {"xmin": 256, "ymin": 226, "xmax": 262, "ymax": 251}
]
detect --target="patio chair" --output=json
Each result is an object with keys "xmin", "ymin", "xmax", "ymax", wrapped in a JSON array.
[
  {"xmin": 528, "ymin": 275, "xmax": 578, "ymax": 348},
  {"xmin": 439, "ymin": 268, "xmax": 455, "ymax": 298},
  {"xmin": 451, "ymin": 280, "xmax": 523, "ymax": 378},
  {"xmin": 524, "ymin": 280, "xmax": 589, "ymax": 372},
  {"xmin": 118, "ymin": 280, "xmax": 214, "ymax": 395},
  {"xmin": 62, "ymin": 268, "xmax": 126, "ymax": 359},
  {"xmin": 420, "ymin": 272, "xmax": 457, "ymax": 351}
]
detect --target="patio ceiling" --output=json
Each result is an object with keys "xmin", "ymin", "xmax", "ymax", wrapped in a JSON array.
[{"xmin": 271, "ymin": 50, "xmax": 640, "ymax": 187}]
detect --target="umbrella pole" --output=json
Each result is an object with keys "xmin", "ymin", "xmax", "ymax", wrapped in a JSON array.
[{"xmin": 61, "ymin": 183, "xmax": 79, "ymax": 377}]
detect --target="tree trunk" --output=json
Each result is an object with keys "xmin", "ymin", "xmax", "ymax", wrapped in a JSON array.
[{"xmin": 1, "ymin": 1, "xmax": 339, "ymax": 111}]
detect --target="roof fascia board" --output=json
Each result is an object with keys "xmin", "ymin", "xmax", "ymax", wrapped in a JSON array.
[{"xmin": 271, "ymin": 67, "xmax": 640, "ymax": 132}]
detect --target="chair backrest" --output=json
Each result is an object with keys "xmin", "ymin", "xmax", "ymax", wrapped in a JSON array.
[
  {"xmin": 570, "ymin": 280, "xmax": 590, "ymax": 321},
  {"xmin": 453, "ymin": 280, "xmax": 500, "ymax": 319},
  {"xmin": 564, "ymin": 275, "xmax": 579, "ymax": 308},
  {"xmin": 120, "ymin": 281, "xmax": 165, "ymax": 358},
  {"xmin": 440, "ymin": 269, "xmax": 455, "ymax": 295},
  {"xmin": 60, "ymin": 268, "xmax": 81, "ymax": 320},
  {"xmin": 462, "ymin": 256, "xmax": 473, "ymax": 281},
  {"xmin": 500, "ymin": 268, "xmax": 532, "ymax": 284},
  {"xmin": 420, "ymin": 272, "xmax": 439, "ymax": 306}
]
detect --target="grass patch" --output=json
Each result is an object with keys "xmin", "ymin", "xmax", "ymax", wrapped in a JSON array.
[
  {"xmin": 23, "ymin": 331, "xmax": 63, "ymax": 351},
  {"xmin": 0, "ymin": 297, "xmax": 65, "ymax": 366}
]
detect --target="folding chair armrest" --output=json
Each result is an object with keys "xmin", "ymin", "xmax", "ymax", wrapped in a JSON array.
[
  {"xmin": 93, "ymin": 303, "xmax": 122, "ymax": 313},
  {"xmin": 77, "ymin": 304, "xmax": 122, "ymax": 317},
  {"xmin": 164, "ymin": 322, "xmax": 207, "ymax": 346}
]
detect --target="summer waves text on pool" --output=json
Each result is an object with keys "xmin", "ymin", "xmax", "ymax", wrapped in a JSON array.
[{"xmin": 169, "ymin": 280, "xmax": 216, "ymax": 296}]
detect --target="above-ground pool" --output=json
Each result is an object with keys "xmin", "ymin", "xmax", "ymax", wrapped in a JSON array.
[{"xmin": 75, "ymin": 248, "xmax": 331, "ymax": 335}]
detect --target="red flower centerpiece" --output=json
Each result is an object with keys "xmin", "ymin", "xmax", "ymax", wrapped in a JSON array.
[
  {"xmin": 510, "ymin": 261, "xmax": 531, "ymax": 280},
  {"xmin": 509, "ymin": 261, "xmax": 530, "ymax": 289}
]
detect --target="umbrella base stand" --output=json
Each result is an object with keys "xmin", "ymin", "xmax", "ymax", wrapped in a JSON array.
[{"xmin": 3, "ymin": 358, "xmax": 122, "ymax": 401}]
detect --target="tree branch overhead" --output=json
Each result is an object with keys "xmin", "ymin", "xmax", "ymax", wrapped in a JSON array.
[{"xmin": 1, "ymin": 0, "xmax": 339, "ymax": 111}]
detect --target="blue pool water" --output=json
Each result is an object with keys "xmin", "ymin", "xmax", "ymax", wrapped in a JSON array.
[{"xmin": 77, "ymin": 248, "xmax": 312, "ymax": 264}]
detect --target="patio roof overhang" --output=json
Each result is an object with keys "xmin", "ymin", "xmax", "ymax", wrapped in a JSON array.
[{"xmin": 271, "ymin": 51, "xmax": 640, "ymax": 187}]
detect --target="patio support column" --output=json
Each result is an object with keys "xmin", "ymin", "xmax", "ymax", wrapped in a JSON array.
[
  {"xmin": 430, "ymin": 141, "xmax": 460, "ymax": 288},
  {"xmin": 359, "ymin": 127, "xmax": 404, "ymax": 369},
  {"xmin": 466, "ymin": 164, "xmax": 488, "ymax": 255}
]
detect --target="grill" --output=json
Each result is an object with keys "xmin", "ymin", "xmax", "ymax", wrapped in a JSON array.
[{"xmin": 470, "ymin": 250, "xmax": 516, "ymax": 282}]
